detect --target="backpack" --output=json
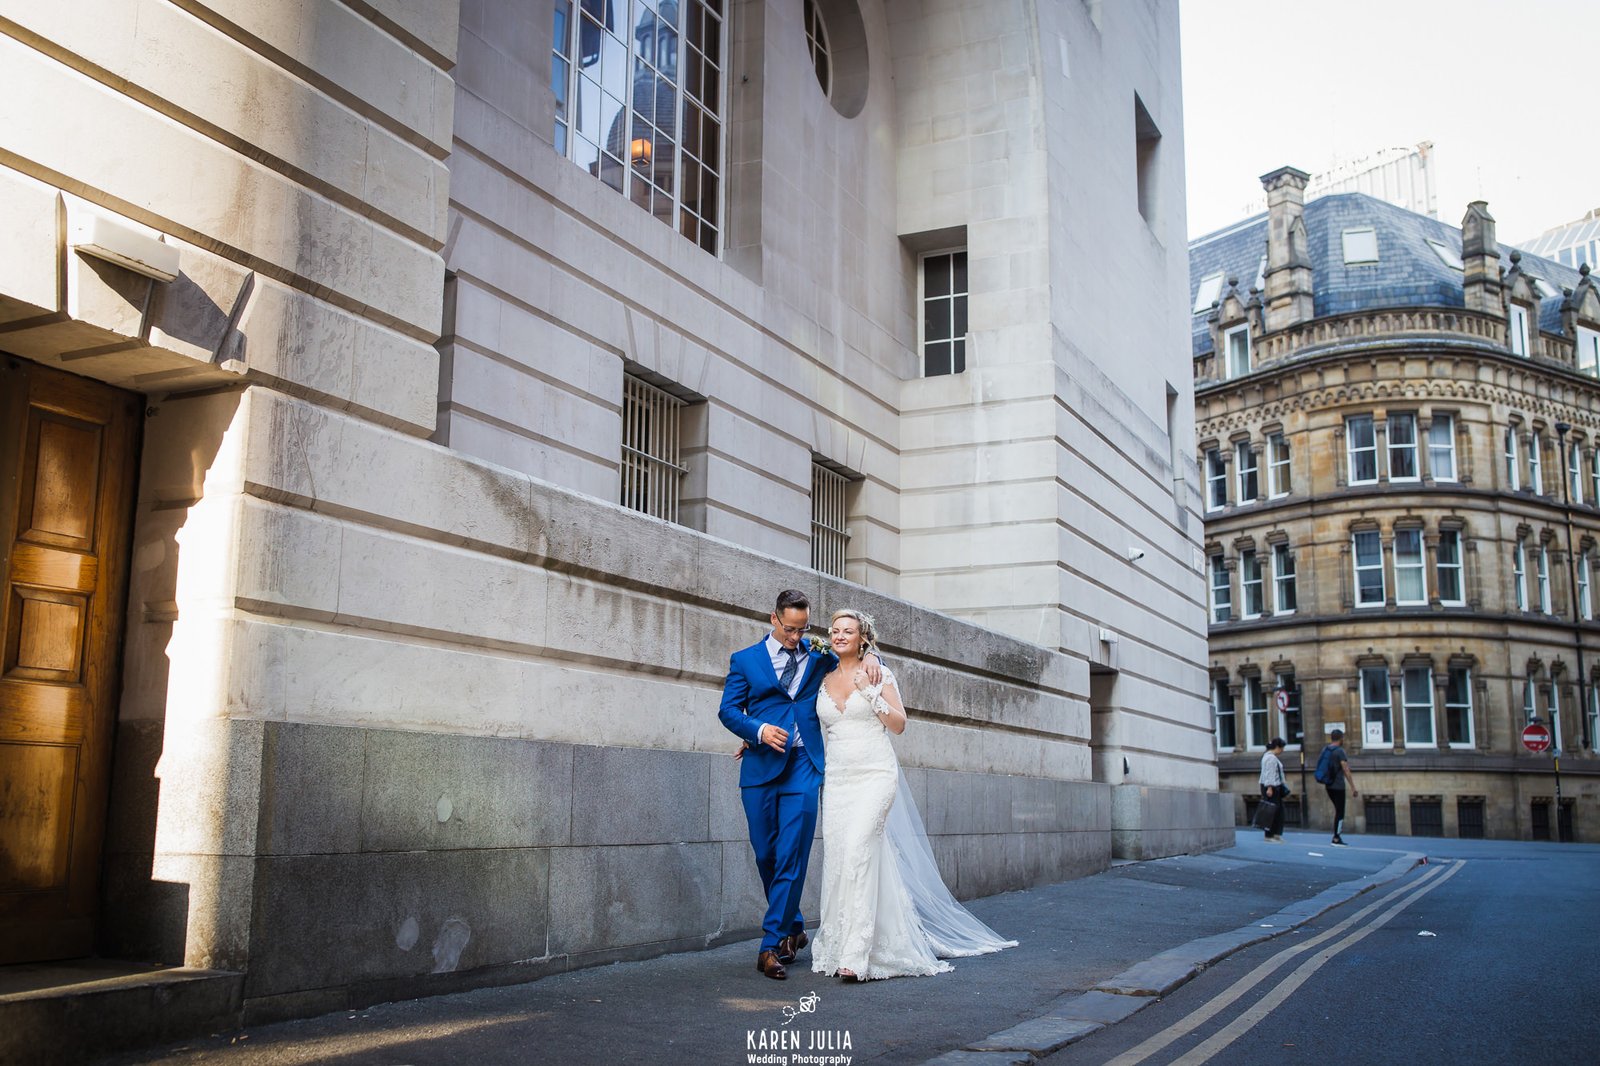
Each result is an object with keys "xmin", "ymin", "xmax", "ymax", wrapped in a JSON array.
[{"xmin": 1313, "ymin": 745, "xmax": 1336, "ymax": 784}]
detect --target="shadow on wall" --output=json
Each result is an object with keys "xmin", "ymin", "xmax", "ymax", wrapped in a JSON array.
[{"xmin": 99, "ymin": 386, "xmax": 245, "ymax": 968}]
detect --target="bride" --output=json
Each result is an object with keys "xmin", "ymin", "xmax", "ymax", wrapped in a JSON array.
[{"xmin": 810, "ymin": 608, "xmax": 1016, "ymax": 980}]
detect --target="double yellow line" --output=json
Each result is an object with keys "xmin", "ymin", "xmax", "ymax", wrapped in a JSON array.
[{"xmin": 1105, "ymin": 860, "xmax": 1465, "ymax": 1066}]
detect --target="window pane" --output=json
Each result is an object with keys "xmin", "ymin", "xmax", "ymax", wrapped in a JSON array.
[
  {"xmin": 953, "ymin": 294, "xmax": 968, "ymax": 338},
  {"xmin": 1363, "ymin": 668, "xmax": 1388, "ymax": 706},
  {"xmin": 924, "ymin": 342, "xmax": 951, "ymax": 377},
  {"xmin": 926, "ymin": 254, "xmax": 951, "ymax": 298},
  {"xmin": 953, "ymin": 251, "xmax": 968, "ymax": 294},
  {"xmin": 925, "ymin": 298, "xmax": 951, "ymax": 342},
  {"xmin": 952, "ymin": 338, "xmax": 966, "ymax": 374}
]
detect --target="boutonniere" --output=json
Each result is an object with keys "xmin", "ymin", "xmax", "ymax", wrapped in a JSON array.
[{"xmin": 806, "ymin": 635, "xmax": 831, "ymax": 655}]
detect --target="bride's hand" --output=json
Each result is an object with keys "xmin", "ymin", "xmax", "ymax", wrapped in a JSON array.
[{"xmin": 852, "ymin": 667, "xmax": 873, "ymax": 693}]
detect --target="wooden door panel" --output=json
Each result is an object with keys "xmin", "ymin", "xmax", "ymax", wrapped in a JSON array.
[
  {"xmin": 0, "ymin": 743, "xmax": 76, "ymax": 892},
  {"xmin": 0, "ymin": 357, "xmax": 138, "ymax": 963},
  {"xmin": 19, "ymin": 412, "xmax": 104, "ymax": 550},
  {"xmin": 9, "ymin": 588, "xmax": 89, "ymax": 681}
]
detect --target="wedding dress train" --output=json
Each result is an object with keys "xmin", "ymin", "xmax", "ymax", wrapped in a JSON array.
[{"xmin": 810, "ymin": 667, "xmax": 1016, "ymax": 979}]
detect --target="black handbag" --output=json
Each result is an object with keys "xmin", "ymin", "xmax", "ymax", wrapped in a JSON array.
[{"xmin": 1252, "ymin": 798, "xmax": 1280, "ymax": 829}]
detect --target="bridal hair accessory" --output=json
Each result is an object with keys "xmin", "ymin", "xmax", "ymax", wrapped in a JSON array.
[{"xmin": 828, "ymin": 607, "xmax": 878, "ymax": 652}]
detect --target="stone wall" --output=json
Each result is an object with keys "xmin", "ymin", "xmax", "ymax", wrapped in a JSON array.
[{"xmin": 107, "ymin": 388, "xmax": 1104, "ymax": 1017}]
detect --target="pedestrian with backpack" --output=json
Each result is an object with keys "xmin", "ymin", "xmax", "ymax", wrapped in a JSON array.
[{"xmin": 1314, "ymin": 729, "xmax": 1358, "ymax": 846}]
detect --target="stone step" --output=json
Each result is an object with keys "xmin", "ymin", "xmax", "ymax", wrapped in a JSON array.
[{"xmin": 0, "ymin": 964, "xmax": 243, "ymax": 1065}]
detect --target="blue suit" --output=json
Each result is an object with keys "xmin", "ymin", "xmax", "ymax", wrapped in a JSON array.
[{"xmin": 718, "ymin": 638, "xmax": 837, "ymax": 952}]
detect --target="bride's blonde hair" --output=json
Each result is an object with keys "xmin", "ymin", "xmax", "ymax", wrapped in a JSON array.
[{"xmin": 829, "ymin": 608, "xmax": 878, "ymax": 655}]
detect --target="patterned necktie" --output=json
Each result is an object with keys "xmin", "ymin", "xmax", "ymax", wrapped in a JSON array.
[{"xmin": 779, "ymin": 647, "xmax": 801, "ymax": 692}]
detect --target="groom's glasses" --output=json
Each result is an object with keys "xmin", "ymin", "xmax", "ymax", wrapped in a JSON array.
[{"xmin": 775, "ymin": 623, "xmax": 808, "ymax": 636}]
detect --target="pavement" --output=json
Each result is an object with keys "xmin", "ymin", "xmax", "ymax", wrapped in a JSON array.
[{"xmin": 98, "ymin": 830, "xmax": 1423, "ymax": 1066}]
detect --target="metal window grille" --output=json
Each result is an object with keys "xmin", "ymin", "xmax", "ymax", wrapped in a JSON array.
[
  {"xmin": 1364, "ymin": 796, "xmax": 1396, "ymax": 834},
  {"xmin": 1456, "ymin": 798, "xmax": 1485, "ymax": 839},
  {"xmin": 621, "ymin": 375, "xmax": 687, "ymax": 522},
  {"xmin": 811, "ymin": 463, "xmax": 851, "ymax": 577},
  {"xmin": 1409, "ymin": 798, "xmax": 1443, "ymax": 837}
]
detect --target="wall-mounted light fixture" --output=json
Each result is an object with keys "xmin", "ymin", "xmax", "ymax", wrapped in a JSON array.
[
  {"xmin": 631, "ymin": 138, "xmax": 653, "ymax": 166},
  {"xmin": 71, "ymin": 214, "xmax": 179, "ymax": 283}
]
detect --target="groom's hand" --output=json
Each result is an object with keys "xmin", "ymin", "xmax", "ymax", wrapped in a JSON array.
[
  {"xmin": 862, "ymin": 654, "xmax": 883, "ymax": 686},
  {"xmin": 758, "ymin": 724, "xmax": 789, "ymax": 753}
]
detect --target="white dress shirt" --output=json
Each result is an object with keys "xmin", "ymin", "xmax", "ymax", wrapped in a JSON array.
[{"xmin": 764, "ymin": 634, "xmax": 807, "ymax": 746}]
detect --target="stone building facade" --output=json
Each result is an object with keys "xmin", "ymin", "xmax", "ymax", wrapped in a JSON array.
[
  {"xmin": 1195, "ymin": 166, "xmax": 1600, "ymax": 843},
  {"xmin": 0, "ymin": 0, "xmax": 1224, "ymax": 1040}
]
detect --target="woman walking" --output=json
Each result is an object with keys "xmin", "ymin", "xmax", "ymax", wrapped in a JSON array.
[{"xmin": 1259, "ymin": 738, "xmax": 1288, "ymax": 842}]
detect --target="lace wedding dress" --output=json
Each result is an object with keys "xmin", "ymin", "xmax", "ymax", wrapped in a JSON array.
[{"xmin": 810, "ymin": 666, "xmax": 1017, "ymax": 979}]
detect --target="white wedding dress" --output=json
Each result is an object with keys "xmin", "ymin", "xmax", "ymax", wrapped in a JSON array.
[{"xmin": 810, "ymin": 666, "xmax": 1017, "ymax": 979}]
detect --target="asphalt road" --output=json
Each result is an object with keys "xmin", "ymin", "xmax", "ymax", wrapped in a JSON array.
[{"xmin": 1044, "ymin": 833, "xmax": 1600, "ymax": 1066}]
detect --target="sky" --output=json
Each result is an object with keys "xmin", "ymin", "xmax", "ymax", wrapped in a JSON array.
[{"xmin": 1180, "ymin": 0, "xmax": 1600, "ymax": 243}]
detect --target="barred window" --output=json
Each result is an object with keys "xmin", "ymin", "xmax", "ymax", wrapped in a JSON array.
[
  {"xmin": 621, "ymin": 374, "xmax": 688, "ymax": 521},
  {"xmin": 811, "ymin": 462, "xmax": 851, "ymax": 577},
  {"xmin": 554, "ymin": 0, "xmax": 726, "ymax": 253}
]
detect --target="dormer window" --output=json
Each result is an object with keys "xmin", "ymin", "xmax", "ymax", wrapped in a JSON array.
[
  {"xmin": 1224, "ymin": 324, "xmax": 1251, "ymax": 378},
  {"xmin": 1578, "ymin": 327, "xmax": 1600, "ymax": 376},
  {"xmin": 1193, "ymin": 272, "xmax": 1224, "ymax": 314},
  {"xmin": 1342, "ymin": 227, "xmax": 1379, "ymax": 264},
  {"xmin": 1427, "ymin": 239, "xmax": 1464, "ymax": 270},
  {"xmin": 1509, "ymin": 303, "xmax": 1531, "ymax": 357}
]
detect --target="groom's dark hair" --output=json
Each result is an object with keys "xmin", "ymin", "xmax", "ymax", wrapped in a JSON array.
[{"xmin": 775, "ymin": 589, "xmax": 810, "ymax": 614}]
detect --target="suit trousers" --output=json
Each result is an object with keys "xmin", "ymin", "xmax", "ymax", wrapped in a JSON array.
[{"xmin": 741, "ymin": 749, "xmax": 822, "ymax": 952}]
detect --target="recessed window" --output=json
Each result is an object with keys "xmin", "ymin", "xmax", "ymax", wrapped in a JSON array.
[
  {"xmin": 1193, "ymin": 272, "xmax": 1224, "ymax": 314},
  {"xmin": 1267, "ymin": 432, "xmax": 1291, "ymax": 498},
  {"xmin": 1446, "ymin": 667, "xmax": 1474, "ymax": 747},
  {"xmin": 921, "ymin": 250, "xmax": 968, "ymax": 376},
  {"xmin": 1353, "ymin": 530, "xmax": 1384, "ymax": 607},
  {"xmin": 1234, "ymin": 441, "xmax": 1258, "ymax": 504},
  {"xmin": 1437, "ymin": 530, "xmax": 1463, "ymax": 605},
  {"xmin": 804, "ymin": 0, "xmax": 831, "ymax": 99},
  {"xmin": 1272, "ymin": 543, "xmax": 1297, "ymax": 615},
  {"xmin": 1224, "ymin": 325, "xmax": 1251, "ymax": 379},
  {"xmin": 1571, "ymin": 442, "xmax": 1586, "ymax": 505},
  {"xmin": 1523, "ymin": 678, "xmax": 1537, "ymax": 724},
  {"xmin": 1505, "ymin": 427, "xmax": 1522, "ymax": 491},
  {"xmin": 1347, "ymin": 415, "xmax": 1378, "ymax": 484},
  {"xmin": 1538, "ymin": 544, "xmax": 1553, "ymax": 613},
  {"xmin": 1205, "ymin": 448, "xmax": 1227, "ymax": 511},
  {"xmin": 1240, "ymin": 550, "xmax": 1264, "ymax": 619},
  {"xmin": 1427, "ymin": 239, "xmax": 1464, "ymax": 270},
  {"xmin": 1361, "ymin": 665, "xmax": 1393, "ymax": 745},
  {"xmin": 1134, "ymin": 93, "xmax": 1161, "ymax": 225},
  {"xmin": 1387, "ymin": 414, "xmax": 1419, "ymax": 481},
  {"xmin": 1342, "ymin": 227, "xmax": 1379, "ymax": 264},
  {"xmin": 1210, "ymin": 554, "xmax": 1231, "ymax": 623},
  {"xmin": 1214, "ymin": 678, "xmax": 1237, "ymax": 751},
  {"xmin": 1580, "ymin": 549, "xmax": 1592, "ymax": 620},
  {"xmin": 1529, "ymin": 430, "xmax": 1544, "ymax": 494},
  {"xmin": 1244, "ymin": 676, "xmax": 1268, "ymax": 750},
  {"xmin": 1509, "ymin": 303, "xmax": 1531, "ymax": 356},
  {"xmin": 1513, "ymin": 539, "xmax": 1528, "ymax": 611},
  {"xmin": 1428, "ymin": 416, "xmax": 1456, "ymax": 481},
  {"xmin": 554, "ymin": 0, "xmax": 727, "ymax": 254},
  {"xmin": 1578, "ymin": 327, "xmax": 1600, "ymax": 377},
  {"xmin": 1534, "ymin": 278, "xmax": 1560, "ymax": 299},
  {"xmin": 1276, "ymin": 672, "xmax": 1303, "ymax": 748},
  {"xmin": 1394, "ymin": 529, "xmax": 1427, "ymax": 605},
  {"xmin": 621, "ymin": 373, "xmax": 689, "ymax": 522},
  {"xmin": 810, "ymin": 460, "xmax": 851, "ymax": 577},
  {"xmin": 1403, "ymin": 666, "xmax": 1435, "ymax": 747}
]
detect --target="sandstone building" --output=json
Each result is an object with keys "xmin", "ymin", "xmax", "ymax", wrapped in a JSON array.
[
  {"xmin": 0, "ymin": 0, "xmax": 1222, "ymax": 1047},
  {"xmin": 1194, "ymin": 166, "xmax": 1600, "ymax": 842}
]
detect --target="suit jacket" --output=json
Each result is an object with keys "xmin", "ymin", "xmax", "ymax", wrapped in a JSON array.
[{"xmin": 718, "ymin": 639, "xmax": 837, "ymax": 787}]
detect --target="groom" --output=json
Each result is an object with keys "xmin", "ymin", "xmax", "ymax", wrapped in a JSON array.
[{"xmin": 718, "ymin": 589, "xmax": 879, "ymax": 980}]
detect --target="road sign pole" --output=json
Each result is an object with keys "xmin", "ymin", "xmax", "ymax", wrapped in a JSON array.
[{"xmin": 1555, "ymin": 753, "xmax": 1563, "ymax": 841}]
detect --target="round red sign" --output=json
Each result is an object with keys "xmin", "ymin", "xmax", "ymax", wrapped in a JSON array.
[{"xmin": 1522, "ymin": 723, "xmax": 1552, "ymax": 753}]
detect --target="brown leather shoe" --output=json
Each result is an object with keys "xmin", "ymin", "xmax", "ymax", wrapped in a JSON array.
[
  {"xmin": 756, "ymin": 950, "xmax": 787, "ymax": 980},
  {"xmin": 776, "ymin": 929, "xmax": 809, "ymax": 964}
]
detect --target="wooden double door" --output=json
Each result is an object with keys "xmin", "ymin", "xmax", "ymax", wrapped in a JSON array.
[{"xmin": 0, "ymin": 359, "xmax": 139, "ymax": 963}]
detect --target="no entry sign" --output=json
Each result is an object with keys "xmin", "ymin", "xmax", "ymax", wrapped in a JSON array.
[{"xmin": 1522, "ymin": 722, "xmax": 1553, "ymax": 753}]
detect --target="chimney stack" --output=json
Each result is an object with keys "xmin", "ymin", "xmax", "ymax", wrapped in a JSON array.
[
  {"xmin": 1461, "ymin": 201, "xmax": 1503, "ymax": 314},
  {"xmin": 1259, "ymin": 166, "xmax": 1315, "ymax": 331}
]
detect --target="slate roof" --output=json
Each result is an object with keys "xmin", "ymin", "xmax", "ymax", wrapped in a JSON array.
[{"xmin": 1189, "ymin": 193, "xmax": 1587, "ymax": 358}]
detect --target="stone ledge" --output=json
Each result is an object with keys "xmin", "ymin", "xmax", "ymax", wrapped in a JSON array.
[{"xmin": 0, "ymin": 967, "xmax": 243, "ymax": 1066}]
